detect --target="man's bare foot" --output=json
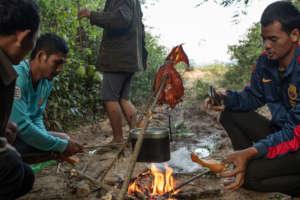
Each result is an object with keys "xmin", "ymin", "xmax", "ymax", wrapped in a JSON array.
[{"xmin": 109, "ymin": 137, "xmax": 124, "ymax": 144}]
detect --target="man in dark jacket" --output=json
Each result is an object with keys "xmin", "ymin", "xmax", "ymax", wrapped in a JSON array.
[
  {"xmin": 206, "ymin": 1, "xmax": 300, "ymax": 198},
  {"xmin": 78, "ymin": 0, "xmax": 147, "ymax": 143},
  {"xmin": 0, "ymin": 0, "xmax": 40, "ymax": 199}
]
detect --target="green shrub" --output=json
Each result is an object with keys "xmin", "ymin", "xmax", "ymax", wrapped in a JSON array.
[{"xmin": 194, "ymin": 80, "xmax": 210, "ymax": 100}]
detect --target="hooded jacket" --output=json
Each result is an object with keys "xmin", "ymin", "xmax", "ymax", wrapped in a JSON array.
[{"xmin": 90, "ymin": 0, "xmax": 147, "ymax": 72}]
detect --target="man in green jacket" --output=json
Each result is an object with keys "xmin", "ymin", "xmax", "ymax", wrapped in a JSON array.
[{"xmin": 78, "ymin": 0, "xmax": 148, "ymax": 143}]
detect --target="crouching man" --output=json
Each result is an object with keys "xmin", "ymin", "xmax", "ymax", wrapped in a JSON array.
[{"xmin": 10, "ymin": 33, "xmax": 83, "ymax": 164}]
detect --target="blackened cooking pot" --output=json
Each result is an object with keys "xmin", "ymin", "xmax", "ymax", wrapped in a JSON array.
[{"xmin": 130, "ymin": 127, "xmax": 170, "ymax": 163}]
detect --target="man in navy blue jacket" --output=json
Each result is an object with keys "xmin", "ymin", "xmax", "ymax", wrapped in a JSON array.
[{"xmin": 206, "ymin": 1, "xmax": 300, "ymax": 198}]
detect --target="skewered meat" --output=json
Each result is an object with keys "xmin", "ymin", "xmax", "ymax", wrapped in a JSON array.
[
  {"xmin": 154, "ymin": 44, "xmax": 189, "ymax": 108},
  {"xmin": 190, "ymin": 152, "xmax": 226, "ymax": 173}
]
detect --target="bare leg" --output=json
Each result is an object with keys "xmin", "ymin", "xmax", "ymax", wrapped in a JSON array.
[
  {"xmin": 104, "ymin": 101, "xmax": 124, "ymax": 143},
  {"xmin": 120, "ymin": 98, "xmax": 136, "ymax": 130}
]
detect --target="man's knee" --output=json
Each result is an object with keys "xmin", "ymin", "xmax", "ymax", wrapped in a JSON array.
[
  {"xmin": 0, "ymin": 150, "xmax": 34, "ymax": 199},
  {"xmin": 14, "ymin": 164, "xmax": 35, "ymax": 198},
  {"xmin": 243, "ymin": 175, "xmax": 261, "ymax": 191},
  {"xmin": 219, "ymin": 109, "xmax": 234, "ymax": 125},
  {"xmin": 243, "ymin": 161, "xmax": 263, "ymax": 191}
]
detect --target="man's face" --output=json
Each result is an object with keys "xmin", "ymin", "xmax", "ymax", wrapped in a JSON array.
[
  {"xmin": 261, "ymin": 21, "xmax": 295, "ymax": 61},
  {"xmin": 41, "ymin": 52, "xmax": 67, "ymax": 81}
]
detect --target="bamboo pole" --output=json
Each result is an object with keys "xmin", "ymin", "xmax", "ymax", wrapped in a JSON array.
[{"xmin": 117, "ymin": 74, "xmax": 168, "ymax": 200}]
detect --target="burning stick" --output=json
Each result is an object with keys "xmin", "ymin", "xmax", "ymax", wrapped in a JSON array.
[
  {"xmin": 117, "ymin": 74, "xmax": 169, "ymax": 200},
  {"xmin": 164, "ymin": 169, "xmax": 210, "ymax": 198}
]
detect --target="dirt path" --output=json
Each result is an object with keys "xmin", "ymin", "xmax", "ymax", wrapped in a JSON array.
[{"xmin": 20, "ymin": 69, "xmax": 288, "ymax": 200}]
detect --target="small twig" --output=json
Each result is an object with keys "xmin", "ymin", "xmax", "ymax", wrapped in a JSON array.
[
  {"xmin": 117, "ymin": 74, "xmax": 168, "ymax": 200},
  {"xmin": 97, "ymin": 141, "xmax": 129, "ymax": 182},
  {"xmin": 164, "ymin": 169, "xmax": 210, "ymax": 198},
  {"xmin": 172, "ymin": 189, "xmax": 221, "ymax": 199},
  {"xmin": 84, "ymin": 142, "xmax": 125, "ymax": 150},
  {"xmin": 75, "ymin": 162, "xmax": 89, "ymax": 190},
  {"xmin": 74, "ymin": 170, "xmax": 118, "ymax": 193}
]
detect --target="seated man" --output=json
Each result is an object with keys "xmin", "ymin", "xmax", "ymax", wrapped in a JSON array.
[
  {"xmin": 206, "ymin": 1, "xmax": 300, "ymax": 199},
  {"xmin": 0, "ymin": 0, "xmax": 40, "ymax": 198},
  {"xmin": 10, "ymin": 33, "xmax": 83, "ymax": 164}
]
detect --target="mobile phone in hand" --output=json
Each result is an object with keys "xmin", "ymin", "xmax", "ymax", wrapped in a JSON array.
[{"xmin": 209, "ymin": 86, "xmax": 222, "ymax": 106}]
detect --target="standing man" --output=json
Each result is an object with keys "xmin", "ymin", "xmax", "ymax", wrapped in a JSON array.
[
  {"xmin": 78, "ymin": 0, "xmax": 148, "ymax": 143},
  {"xmin": 10, "ymin": 33, "xmax": 83, "ymax": 164},
  {"xmin": 0, "ymin": 0, "xmax": 40, "ymax": 198},
  {"xmin": 206, "ymin": 1, "xmax": 300, "ymax": 199}
]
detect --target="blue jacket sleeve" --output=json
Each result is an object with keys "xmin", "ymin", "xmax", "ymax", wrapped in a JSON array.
[
  {"xmin": 225, "ymin": 60, "xmax": 266, "ymax": 111},
  {"xmin": 254, "ymin": 104, "xmax": 300, "ymax": 159},
  {"xmin": 10, "ymin": 75, "xmax": 68, "ymax": 153}
]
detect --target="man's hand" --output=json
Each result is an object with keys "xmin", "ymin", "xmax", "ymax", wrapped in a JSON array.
[
  {"xmin": 204, "ymin": 89, "xmax": 226, "ymax": 111},
  {"xmin": 5, "ymin": 121, "xmax": 18, "ymax": 144},
  {"xmin": 6, "ymin": 144, "xmax": 21, "ymax": 157},
  {"xmin": 78, "ymin": 8, "xmax": 91, "ymax": 20},
  {"xmin": 220, "ymin": 147, "xmax": 258, "ymax": 191},
  {"xmin": 63, "ymin": 139, "xmax": 83, "ymax": 157}
]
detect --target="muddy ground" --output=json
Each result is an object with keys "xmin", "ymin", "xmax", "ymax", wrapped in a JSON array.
[{"xmin": 20, "ymin": 70, "xmax": 289, "ymax": 200}]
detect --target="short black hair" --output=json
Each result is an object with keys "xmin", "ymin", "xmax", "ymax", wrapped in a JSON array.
[
  {"xmin": 30, "ymin": 33, "xmax": 69, "ymax": 59},
  {"xmin": 261, "ymin": 1, "xmax": 300, "ymax": 34},
  {"xmin": 0, "ymin": 0, "xmax": 40, "ymax": 36}
]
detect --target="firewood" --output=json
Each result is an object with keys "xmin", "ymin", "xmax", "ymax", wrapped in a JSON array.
[
  {"xmin": 172, "ymin": 189, "xmax": 221, "ymax": 199},
  {"xmin": 164, "ymin": 169, "xmax": 210, "ymax": 197},
  {"xmin": 98, "ymin": 141, "xmax": 129, "ymax": 182},
  {"xmin": 72, "ymin": 169, "xmax": 118, "ymax": 197}
]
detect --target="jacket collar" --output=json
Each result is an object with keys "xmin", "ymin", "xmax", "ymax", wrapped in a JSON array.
[
  {"xmin": 0, "ymin": 49, "xmax": 17, "ymax": 86},
  {"xmin": 282, "ymin": 45, "xmax": 300, "ymax": 78},
  {"xmin": 265, "ymin": 45, "xmax": 300, "ymax": 80}
]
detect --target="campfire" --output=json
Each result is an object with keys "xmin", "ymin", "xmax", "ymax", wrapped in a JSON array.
[{"xmin": 128, "ymin": 163, "xmax": 180, "ymax": 199}]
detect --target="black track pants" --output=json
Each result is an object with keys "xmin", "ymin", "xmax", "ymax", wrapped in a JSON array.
[
  {"xmin": 220, "ymin": 110, "xmax": 300, "ymax": 197},
  {"xmin": 0, "ymin": 150, "xmax": 34, "ymax": 200}
]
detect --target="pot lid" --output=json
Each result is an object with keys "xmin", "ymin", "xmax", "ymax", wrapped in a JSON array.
[{"xmin": 130, "ymin": 127, "xmax": 170, "ymax": 139}]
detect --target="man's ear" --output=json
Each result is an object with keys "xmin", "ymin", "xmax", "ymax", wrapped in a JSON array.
[
  {"xmin": 15, "ymin": 29, "xmax": 31, "ymax": 47},
  {"xmin": 36, "ymin": 50, "xmax": 47, "ymax": 63},
  {"xmin": 290, "ymin": 28, "xmax": 300, "ymax": 43}
]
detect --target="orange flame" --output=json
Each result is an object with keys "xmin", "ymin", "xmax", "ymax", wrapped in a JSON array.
[{"xmin": 128, "ymin": 163, "xmax": 179, "ymax": 199}]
